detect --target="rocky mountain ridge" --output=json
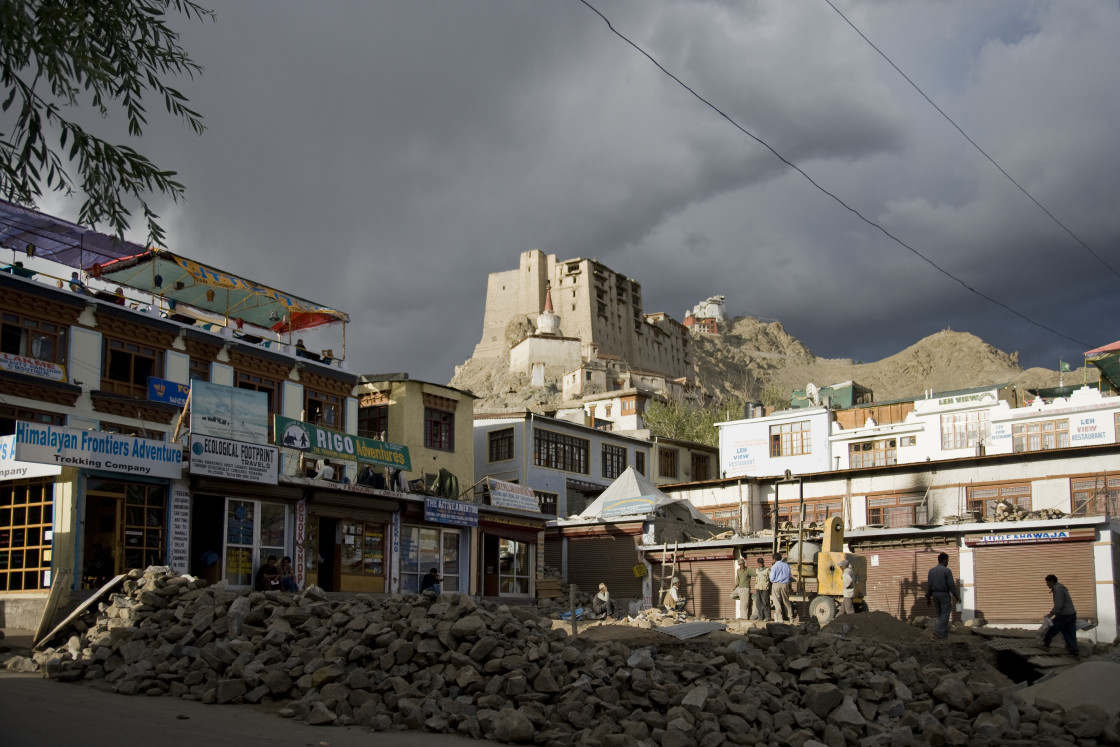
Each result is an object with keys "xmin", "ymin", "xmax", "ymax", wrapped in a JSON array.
[{"xmin": 450, "ymin": 317, "xmax": 1074, "ymax": 414}]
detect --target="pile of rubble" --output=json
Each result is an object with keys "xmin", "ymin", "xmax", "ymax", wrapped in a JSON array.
[{"xmin": 9, "ymin": 567, "xmax": 1120, "ymax": 745}]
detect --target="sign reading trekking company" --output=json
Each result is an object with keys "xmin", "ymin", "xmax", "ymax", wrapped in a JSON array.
[
  {"xmin": 424, "ymin": 497, "xmax": 479, "ymax": 527},
  {"xmin": 274, "ymin": 415, "xmax": 411, "ymax": 470},
  {"xmin": 190, "ymin": 380, "xmax": 268, "ymax": 444},
  {"xmin": 0, "ymin": 352, "xmax": 65, "ymax": 382},
  {"xmin": 486, "ymin": 478, "xmax": 541, "ymax": 513},
  {"xmin": 147, "ymin": 376, "xmax": 190, "ymax": 407},
  {"xmin": 0, "ymin": 421, "xmax": 183, "ymax": 478},
  {"xmin": 188, "ymin": 434, "xmax": 278, "ymax": 484}
]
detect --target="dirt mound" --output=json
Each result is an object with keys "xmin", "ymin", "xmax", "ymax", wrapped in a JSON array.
[
  {"xmin": 825, "ymin": 610, "xmax": 926, "ymax": 642},
  {"xmin": 1019, "ymin": 661, "xmax": 1120, "ymax": 716}
]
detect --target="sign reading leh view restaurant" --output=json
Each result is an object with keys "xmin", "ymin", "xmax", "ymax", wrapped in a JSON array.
[
  {"xmin": 0, "ymin": 421, "xmax": 182, "ymax": 479},
  {"xmin": 274, "ymin": 415, "xmax": 411, "ymax": 470},
  {"xmin": 188, "ymin": 434, "xmax": 277, "ymax": 485},
  {"xmin": 486, "ymin": 478, "xmax": 541, "ymax": 513}
]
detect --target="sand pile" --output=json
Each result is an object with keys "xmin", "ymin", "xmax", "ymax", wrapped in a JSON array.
[{"xmin": 825, "ymin": 610, "xmax": 926, "ymax": 642}]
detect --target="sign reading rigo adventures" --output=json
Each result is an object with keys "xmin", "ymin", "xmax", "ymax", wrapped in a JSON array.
[{"xmin": 274, "ymin": 415, "xmax": 411, "ymax": 470}]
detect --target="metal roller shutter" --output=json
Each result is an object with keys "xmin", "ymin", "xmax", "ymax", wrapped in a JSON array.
[
  {"xmin": 974, "ymin": 542, "xmax": 1096, "ymax": 623},
  {"xmin": 858, "ymin": 545, "xmax": 960, "ymax": 622},
  {"xmin": 566, "ymin": 534, "xmax": 643, "ymax": 600},
  {"xmin": 673, "ymin": 558, "xmax": 735, "ymax": 620},
  {"xmin": 544, "ymin": 535, "xmax": 562, "ymax": 571}
]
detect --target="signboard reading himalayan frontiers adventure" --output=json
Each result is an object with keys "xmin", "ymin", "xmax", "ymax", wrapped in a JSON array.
[
  {"xmin": 0, "ymin": 421, "xmax": 183, "ymax": 478},
  {"xmin": 274, "ymin": 415, "xmax": 411, "ymax": 470}
]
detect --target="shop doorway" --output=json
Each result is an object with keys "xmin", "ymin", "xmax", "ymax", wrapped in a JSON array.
[
  {"xmin": 82, "ymin": 479, "xmax": 167, "ymax": 589},
  {"xmin": 190, "ymin": 494, "xmax": 224, "ymax": 586}
]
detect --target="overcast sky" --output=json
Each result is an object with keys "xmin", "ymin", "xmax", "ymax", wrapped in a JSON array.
[{"xmin": 41, "ymin": 0, "xmax": 1120, "ymax": 383}]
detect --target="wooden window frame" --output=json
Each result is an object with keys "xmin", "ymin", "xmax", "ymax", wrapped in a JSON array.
[
  {"xmin": 1, "ymin": 311, "xmax": 65, "ymax": 365},
  {"xmin": 533, "ymin": 429, "xmax": 589, "ymax": 474},
  {"xmin": 940, "ymin": 410, "xmax": 990, "ymax": 450},
  {"xmin": 1012, "ymin": 419, "xmax": 1070, "ymax": 453},
  {"xmin": 967, "ymin": 482, "xmax": 1031, "ymax": 518},
  {"xmin": 358, "ymin": 404, "xmax": 388, "ymax": 440},
  {"xmin": 424, "ymin": 407, "xmax": 454, "ymax": 452},
  {"xmin": 866, "ymin": 493, "xmax": 927, "ymax": 527},
  {"xmin": 770, "ymin": 420, "xmax": 811, "ymax": 457},
  {"xmin": 102, "ymin": 337, "xmax": 161, "ymax": 398},
  {"xmin": 488, "ymin": 427, "xmax": 515, "ymax": 462},
  {"xmin": 658, "ymin": 447, "xmax": 678, "ymax": 479},
  {"xmin": 305, "ymin": 388, "xmax": 343, "ymax": 429},
  {"xmin": 0, "ymin": 477, "xmax": 54, "ymax": 591},
  {"xmin": 1070, "ymin": 474, "xmax": 1120, "ymax": 517},
  {"xmin": 849, "ymin": 438, "xmax": 898, "ymax": 468},
  {"xmin": 602, "ymin": 443, "xmax": 626, "ymax": 479},
  {"xmin": 691, "ymin": 453, "xmax": 711, "ymax": 481},
  {"xmin": 635, "ymin": 451, "xmax": 646, "ymax": 476}
]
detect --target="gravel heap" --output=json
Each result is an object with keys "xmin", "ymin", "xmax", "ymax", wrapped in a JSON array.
[{"xmin": 12, "ymin": 567, "xmax": 1120, "ymax": 745}]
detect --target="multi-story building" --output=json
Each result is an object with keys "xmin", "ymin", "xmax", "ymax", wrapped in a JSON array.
[{"xmin": 469, "ymin": 250, "xmax": 692, "ymax": 381}]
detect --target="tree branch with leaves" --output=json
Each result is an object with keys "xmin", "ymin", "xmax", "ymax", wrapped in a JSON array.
[{"xmin": 0, "ymin": 0, "xmax": 214, "ymax": 245}]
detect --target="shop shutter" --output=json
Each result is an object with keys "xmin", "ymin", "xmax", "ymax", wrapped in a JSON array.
[
  {"xmin": 974, "ymin": 542, "xmax": 1096, "ymax": 623},
  {"xmin": 566, "ymin": 534, "xmax": 643, "ymax": 600},
  {"xmin": 855, "ymin": 544, "xmax": 960, "ymax": 622},
  {"xmin": 672, "ymin": 558, "xmax": 736, "ymax": 619},
  {"xmin": 480, "ymin": 523, "xmax": 540, "ymax": 544},
  {"xmin": 544, "ymin": 535, "xmax": 563, "ymax": 572}
]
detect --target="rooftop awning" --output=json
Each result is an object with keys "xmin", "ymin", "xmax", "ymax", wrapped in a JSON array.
[
  {"xmin": 0, "ymin": 200, "xmax": 142, "ymax": 268},
  {"xmin": 96, "ymin": 248, "xmax": 347, "ymax": 332},
  {"xmin": 1085, "ymin": 340, "xmax": 1120, "ymax": 392}
]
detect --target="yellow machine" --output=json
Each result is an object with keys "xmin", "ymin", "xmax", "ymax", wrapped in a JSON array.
[{"xmin": 780, "ymin": 516, "xmax": 866, "ymax": 624}]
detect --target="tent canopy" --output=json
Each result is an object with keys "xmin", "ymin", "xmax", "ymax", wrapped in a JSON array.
[
  {"xmin": 97, "ymin": 248, "xmax": 347, "ymax": 332},
  {"xmin": 578, "ymin": 466, "xmax": 710, "ymax": 523},
  {"xmin": 0, "ymin": 199, "xmax": 141, "ymax": 268}
]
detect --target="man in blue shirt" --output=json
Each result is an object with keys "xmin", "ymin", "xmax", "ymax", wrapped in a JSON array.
[
  {"xmin": 769, "ymin": 553, "xmax": 793, "ymax": 622},
  {"xmin": 925, "ymin": 552, "xmax": 960, "ymax": 639}
]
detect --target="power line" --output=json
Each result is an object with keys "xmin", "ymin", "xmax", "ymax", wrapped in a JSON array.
[
  {"xmin": 576, "ymin": 0, "xmax": 1092, "ymax": 349},
  {"xmin": 822, "ymin": 0, "xmax": 1120, "ymax": 280}
]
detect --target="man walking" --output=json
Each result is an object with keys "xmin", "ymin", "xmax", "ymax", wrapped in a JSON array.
[
  {"xmin": 751, "ymin": 557, "xmax": 771, "ymax": 621},
  {"xmin": 925, "ymin": 552, "xmax": 960, "ymax": 639},
  {"xmin": 1042, "ymin": 574, "xmax": 1079, "ymax": 656},
  {"xmin": 730, "ymin": 558, "xmax": 752, "ymax": 619},
  {"xmin": 769, "ymin": 553, "xmax": 793, "ymax": 623}
]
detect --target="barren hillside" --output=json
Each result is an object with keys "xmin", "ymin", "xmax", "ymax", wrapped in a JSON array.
[{"xmin": 450, "ymin": 318, "xmax": 1073, "ymax": 413}]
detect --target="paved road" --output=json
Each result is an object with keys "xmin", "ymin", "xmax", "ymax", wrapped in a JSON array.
[{"xmin": 0, "ymin": 672, "xmax": 482, "ymax": 747}]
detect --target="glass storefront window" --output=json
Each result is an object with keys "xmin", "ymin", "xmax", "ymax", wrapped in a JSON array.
[
  {"xmin": 498, "ymin": 538, "xmax": 531, "ymax": 595},
  {"xmin": 224, "ymin": 498, "xmax": 289, "ymax": 586},
  {"xmin": 401, "ymin": 525, "xmax": 459, "ymax": 593}
]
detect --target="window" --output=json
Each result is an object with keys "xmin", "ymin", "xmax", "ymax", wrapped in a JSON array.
[
  {"xmin": 358, "ymin": 404, "xmax": 388, "ymax": 440},
  {"xmin": 0, "ymin": 477, "xmax": 53, "ymax": 591},
  {"xmin": 1012, "ymin": 419, "xmax": 1070, "ymax": 453},
  {"xmin": 102, "ymin": 337, "xmax": 161, "ymax": 397},
  {"xmin": 849, "ymin": 439, "xmax": 897, "ymax": 468},
  {"xmin": 900, "ymin": 435, "xmax": 916, "ymax": 447},
  {"xmin": 499, "ymin": 538, "xmax": 532, "ymax": 595},
  {"xmin": 866, "ymin": 493, "xmax": 927, "ymax": 528},
  {"xmin": 1, "ymin": 312, "xmax": 64, "ymax": 364},
  {"xmin": 305, "ymin": 389, "xmax": 342, "ymax": 428},
  {"xmin": 1070, "ymin": 475, "xmax": 1120, "ymax": 517},
  {"xmin": 658, "ymin": 448, "xmax": 678, "ymax": 479},
  {"xmin": 770, "ymin": 499, "xmax": 842, "ymax": 529},
  {"xmin": 940, "ymin": 411, "xmax": 990, "ymax": 450},
  {"xmin": 489, "ymin": 428, "xmax": 515, "ymax": 462},
  {"xmin": 340, "ymin": 521, "xmax": 384, "ymax": 577},
  {"xmin": 704, "ymin": 507, "xmax": 739, "ymax": 530},
  {"xmin": 0, "ymin": 406, "xmax": 64, "ymax": 435},
  {"xmin": 424, "ymin": 407, "xmax": 454, "ymax": 451},
  {"xmin": 224, "ymin": 498, "xmax": 288, "ymax": 587},
  {"xmin": 621, "ymin": 398, "xmax": 636, "ymax": 415},
  {"xmin": 691, "ymin": 453, "xmax": 711, "ymax": 481},
  {"xmin": 101, "ymin": 422, "xmax": 164, "ymax": 440},
  {"xmin": 770, "ymin": 421, "xmax": 811, "ymax": 457},
  {"xmin": 188, "ymin": 357, "xmax": 209, "ymax": 384},
  {"xmin": 967, "ymin": 483, "xmax": 1031, "ymax": 519},
  {"xmin": 533, "ymin": 429, "xmax": 589, "ymax": 474},
  {"xmin": 602, "ymin": 443, "xmax": 626, "ymax": 479},
  {"xmin": 400, "ymin": 526, "xmax": 459, "ymax": 593},
  {"xmin": 535, "ymin": 490, "xmax": 558, "ymax": 515},
  {"xmin": 635, "ymin": 451, "xmax": 646, "ymax": 475}
]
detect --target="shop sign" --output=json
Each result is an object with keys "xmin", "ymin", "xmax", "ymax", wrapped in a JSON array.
[
  {"xmin": 964, "ymin": 527, "xmax": 1094, "ymax": 546},
  {"xmin": 0, "ymin": 460, "xmax": 61, "ymax": 482},
  {"xmin": 294, "ymin": 499, "xmax": 307, "ymax": 590},
  {"xmin": 148, "ymin": 376, "xmax": 190, "ymax": 407},
  {"xmin": 1, "ymin": 421, "xmax": 183, "ymax": 478},
  {"xmin": 188, "ymin": 434, "xmax": 278, "ymax": 484},
  {"xmin": 274, "ymin": 415, "xmax": 411, "ymax": 470},
  {"xmin": 0, "ymin": 352, "xmax": 65, "ymax": 382},
  {"xmin": 191, "ymin": 380, "xmax": 269, "ymax": 444},
  {"xmin": 168, "ymin": 482, "xmax": 190, "ymax": 573},
  {"xmin": 487, "ymin": 478, "xmax": 541, "ymax": 512},
  {"xmin": 424, "ymin": 497, "xmax": 479, "ymax": 527},
  {"xmin": 601, "ymin": 494, "xmax": 656, "ymax": 518}
]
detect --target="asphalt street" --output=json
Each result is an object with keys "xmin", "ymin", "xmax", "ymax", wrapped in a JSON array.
[{"xmin": 0, "ymin": 672, "xmax": 482, "ymax": 747}]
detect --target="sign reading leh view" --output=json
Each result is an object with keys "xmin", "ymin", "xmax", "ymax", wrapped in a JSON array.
[{"xmin": 274, "ymin": 415, "xmax": 411, "ymax": 470}]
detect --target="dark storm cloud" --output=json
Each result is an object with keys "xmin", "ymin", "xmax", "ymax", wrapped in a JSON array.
[{"xmin": 42, "ymin": 1, "xmax": 1120, "ymax": 382}]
